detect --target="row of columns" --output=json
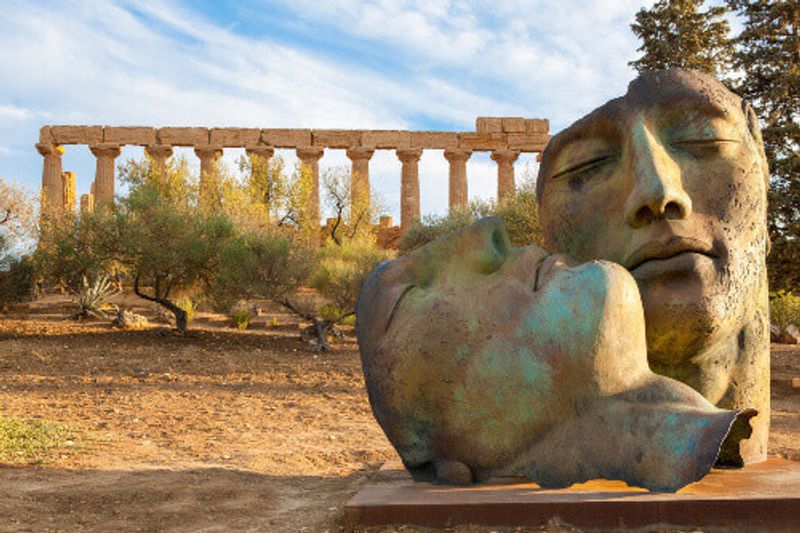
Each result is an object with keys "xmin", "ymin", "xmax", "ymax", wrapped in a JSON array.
[{"xmin": 37, "ymin": 142, "xmax": 522, "ymax": 232}]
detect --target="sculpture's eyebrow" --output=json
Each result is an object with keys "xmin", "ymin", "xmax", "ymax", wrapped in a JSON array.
[
  {"xmin": 651, "ymin": 93, "xmax": 731, "ymax": 121},
  {"xmin": 541, "ymin": 116, "xmax": 618, "ymax": 181}
]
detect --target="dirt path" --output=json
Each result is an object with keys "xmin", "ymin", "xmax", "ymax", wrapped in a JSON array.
[{"xmin": 0, "ymin": 295, "xmax": 797, "ymax": 532}]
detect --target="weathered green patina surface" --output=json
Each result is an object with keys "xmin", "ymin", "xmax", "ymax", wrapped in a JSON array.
[
  {"xmin": 537, "ymin": 69, "xmax": 769, "ymax": 464},
  {"xmin": 355, "ymin": 69, "xmax": 765, "ymax": 492}
]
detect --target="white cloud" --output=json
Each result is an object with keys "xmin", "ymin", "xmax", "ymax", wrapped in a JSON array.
[{"xmin": 0, "ymin": 0, "xmax": 656, "ymax": 218}]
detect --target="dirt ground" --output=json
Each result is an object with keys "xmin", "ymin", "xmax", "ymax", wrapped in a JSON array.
[{"xmin": 0, "ymin": 294, "xmax": 798, "ymax": 532}]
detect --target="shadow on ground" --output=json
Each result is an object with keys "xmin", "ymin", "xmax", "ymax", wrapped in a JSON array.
[{"xmin": 0, "ymin": 465, "xmax": 370, "ymax": 532}]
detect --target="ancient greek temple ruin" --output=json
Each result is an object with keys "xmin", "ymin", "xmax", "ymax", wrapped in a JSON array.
[{"xmin": 36, "ymin": 118, "xmax": 549, "ymax": 233}]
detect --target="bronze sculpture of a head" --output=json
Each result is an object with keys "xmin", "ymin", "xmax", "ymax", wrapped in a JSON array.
[{"xmin": 537, "ymin": 69, "xmax": 770, "ymax": 463}]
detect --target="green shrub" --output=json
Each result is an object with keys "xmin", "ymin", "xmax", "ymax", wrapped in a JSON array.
[
  {"xmin": 399, "ymin": 185, "xmax": 542, "ymax": 255},
  {"xmin": 75, "ymin": 273, "xmax": 120, "ymax": 319},
  {"xmin": 0, "ymin": 255, "xmax": 34, "ymax": 303},
  {"xmin": 0, "ymin": 415, "xmax": 79, "ymax": 464},
  {"xmin": 175, "ymin": 296, "xmax": 198, "ymax": 323},
  {"xmin": 770, "ymin": 290, "xmax": 800, "ymax": 332},
  {"xmin": 231, "ymin": 308, "xmax": 254, "ymax": 330}
]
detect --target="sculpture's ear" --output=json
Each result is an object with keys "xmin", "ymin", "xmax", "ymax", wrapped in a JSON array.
[
  {"xmin": 742, "ymin": 99, "xmax": 770, "ymax": 189},
  {"xmin": 741, "ymin": 99, "xmax": 771, "ymax": 256}
]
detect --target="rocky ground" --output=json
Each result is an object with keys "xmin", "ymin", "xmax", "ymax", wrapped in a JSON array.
[{"xmin": 0, "ymin": 294, "xmax": 798, "ymax": 532}]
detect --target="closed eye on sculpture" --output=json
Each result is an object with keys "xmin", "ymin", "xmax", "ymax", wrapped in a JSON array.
[
  {"xmin": 670, "ymin": 138, "xmax": 739, "ymax": 155},
  {"xmin": 550, "ymin": 155, "xmax": 615, "ymax": 182},
  {"xmin": 385, "ymin": 285, "xmax": 416, "ymax": 333}
]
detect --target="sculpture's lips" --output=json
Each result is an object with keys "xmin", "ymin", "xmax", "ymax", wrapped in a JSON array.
[{"xmin": 625, "ymin": 237, "xmax": 717, "ymax": 274}]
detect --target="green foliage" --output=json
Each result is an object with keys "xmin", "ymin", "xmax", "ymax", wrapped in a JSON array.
[
  {"xmin": 118, "ymin": 156, "xmax": 197, "ymax": 208},
  {"xmin": 75, "ymin": 273, "xmax": 120, "ymax": 319},
  {"xmin": 726, "ymin": 0, "xmax": 800, "ymax": 291},
  {"xmin": 35, "ymin": 210, "xmax": 119, "ymax": 293},
  {"xmin": 230, "ymin": 308, "xmax": 254, "ymax": 330},
  {"xmin": 311, "ymin": 238, "xmax": 393, "ymax": 315},
  {"xmin": 629, "ymin": 0, "xmax": 732, "ymax": 77},
  {"xmin": 207, "ymin": 226, "xmax": 313, "ymax": 312},
  {"xmin": 175, "ymin": 296, "xmax": 199, "ymax": 323},
  {"xmin": 770, "ymin": 290, "xmax": 800, "ymax": 332},
  {"xmin": 321, "ymin": 167, "xmax": 385, "ymax": 245},
  {"xmin": 399, "ymin": 183, "xmax": 543, "ymax": 255},
  {"xmin": 0, "ymin": 415, "xmax": 79, "ymax": 464},
  {"xmin": 0, "ymin": 255, "xmax": 34, "ymax": 303}
]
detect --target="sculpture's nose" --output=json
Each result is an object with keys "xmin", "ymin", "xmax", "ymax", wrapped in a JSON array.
[
  {"xmin": 446, "ymin": 216, "xmax": 511, "ymax": 275},
  {"xmin": 623, "ymin": 121, "xmax": 692, "ymax": 229}
]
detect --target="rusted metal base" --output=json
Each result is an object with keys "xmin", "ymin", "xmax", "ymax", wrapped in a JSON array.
[{"xmin": 344, "ymin": 459, "xmax": 800, "ymax": 530}]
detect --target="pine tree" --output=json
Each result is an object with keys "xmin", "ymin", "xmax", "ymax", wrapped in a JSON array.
[
  {"xmin": 629, "ymin": 0, "xmax": 732, "ymax": 77},
  {"xmin": 727, "ymin": 1, "xmax": 800, "ymax": 290}
]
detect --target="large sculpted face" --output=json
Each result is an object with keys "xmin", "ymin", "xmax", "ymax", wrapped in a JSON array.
[
  {"xmin": 537, "ymin": 69, "xmax": 769, "ymax": 370},
  {"xmin": 357, "ymin": 217, "xmax": 749, "ymax": 491}
]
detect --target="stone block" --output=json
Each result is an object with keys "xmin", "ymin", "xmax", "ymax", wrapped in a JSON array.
[
  {"xmin": 313, "ymin": 129, "xmax": 363, "ymax": 148},
  {"xmin": 39, "ymin": 126, "xmax": 55, "ymax": 145},
  {"xmin": 507, "ymin": 132, "xmax": 550, "ymax": 151},
  {"xmin": 51, "ymin": 125, "xmax": 103, "ymax": 145},
  {"xmin": 345, "ymin": 459, "xmax": 800, "ymax": 531},
  {"xmin": 502, "ymin": 117, "xmax": 526, "ymax": 133},
  {"xmin": 361, "ymin": 130, "xmax": 411, "ymax": 149},
  {"xmin": 260, "ymin": 129, "xmax": 312, "ymax": 148},
  {"xmin": 157, "ymin": 127, "xmax": 209, "ymax": 146},
  {"xmin": 410, "ymin": 131, "xmax": 458, "ymax": 149},
  {"xmin": 476, "ymin": 118, "xmax": 503, "ymax": 133},
  {"xmin": 103, "ymin": 126, "xmax": 156, "ymax": 146},
  {"xmin": 526, "ymin": 119, "xmax": 550, "ymax": 134},
  {"xmin": 457, "ymin": 132, "xmax": 509, "ymax": 151},
  {"xmin": 210, "ymin": 128, "xmax": 261, "ymax": 147}
]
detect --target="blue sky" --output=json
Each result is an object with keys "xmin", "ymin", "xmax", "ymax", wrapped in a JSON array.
[{"xmin": 0, "ymin": 0, "xmax": 726, "ymax": 219}]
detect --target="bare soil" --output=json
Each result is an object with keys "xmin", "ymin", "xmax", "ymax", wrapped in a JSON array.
[{"xmin": 0, "ymin": 294, "xmax": 798, "ymax": 532}]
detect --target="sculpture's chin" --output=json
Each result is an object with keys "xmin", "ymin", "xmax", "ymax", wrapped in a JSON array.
[{"xmin": 639, "ymin": 286, "xmax": 730, "ymax": 367}]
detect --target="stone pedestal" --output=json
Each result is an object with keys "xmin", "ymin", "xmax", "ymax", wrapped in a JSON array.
[
  {"xmin": 444, "ymin": 148, "xmax": 472, "ymax": 211},
  {"xmin": 491, "ymin": 149, "xmax": 520, "ymax": 201},
  {"xmin": 145, "ymin": 144, "xmax": 174, "ymax": 178},
  {"xmin": 35, "ymin": 143, "xmax": 64, "ymax": 213},
  {"xmin": 90, "ymin": 143, "xmax": 121, "ymax": 207},
  {"xmin": 346, "ymin": 147, "xmax": 375, "ymax": 212},
  {"xmin": 344, "ymin": 459, "xmax": 800, "ymax": 531},
  {"xmin": 397, "ymin": 148, "xmax": 422, "ymax": 234}
]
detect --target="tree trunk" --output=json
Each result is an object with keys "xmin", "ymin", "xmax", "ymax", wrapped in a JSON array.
[
  {"xmin": 311, "ymin": 318, "xmax": 332, "ymax": 351},
  {"xmin": 132, "ymin": 275, "xmax": 188, "ymax": 334}
]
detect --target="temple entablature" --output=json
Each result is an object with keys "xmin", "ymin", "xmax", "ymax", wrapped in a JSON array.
[{"xmin": 36, "ymin": 117, "xmax": 550, "ymax": 233}]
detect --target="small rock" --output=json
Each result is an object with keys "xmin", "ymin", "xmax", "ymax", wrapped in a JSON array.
[
  {"xmin": 779, "ymin": 324, "xmax": 800, "ymax": 344},
  {"xmin": 770, "ymin": 323, "xmax": 781, "ymax": 343},
  {"xmin": 112, "ymin": 309, "xmax": 149, "ymax": 330}
]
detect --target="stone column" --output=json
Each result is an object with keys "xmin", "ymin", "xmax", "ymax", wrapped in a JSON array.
[
  {"xmin": 35, "ymin": 142, "xmax": 64, "ymax": 213},
  {"xmin": 80, "ymin": 194, "xmax": 94, "ymax": 214},
  {"xmin": 145, "ymin": 144, "xmax": 174, "ymax": 178},
  {"xmin": 194, "ymin": 146, "xmax": 223, "ymax": 209},
  {"xmin": 346, "ymin": 147, "xmax": 375, "ymax": 213},
  {"xmin": 245, "ymin": 146, "xmax": 275, "ymax": 168},
  {"xmin": 245, "ymin": 146, "xmax": 275, "ymax": 192},
  {"xmin": 444, "ymin": 148, "xmax": 472, "ymax": 211},
  {"xmin": 61, "ymin": 171, "xmax": 76, "ymax": 213},
  {"xmin": 89, "ymin": 143, "xmax": 121, "ymax": 207},
  {"xmin": 396, "ymin": 148, "xmax": 423, "ymax": 234},
  {"xmin": 491, "ymin": 149, "xmax": 520, "ymax": 201},
  {"xmin": 296, "ymin": 146, "xmax": 324, "ymax": 226}
]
